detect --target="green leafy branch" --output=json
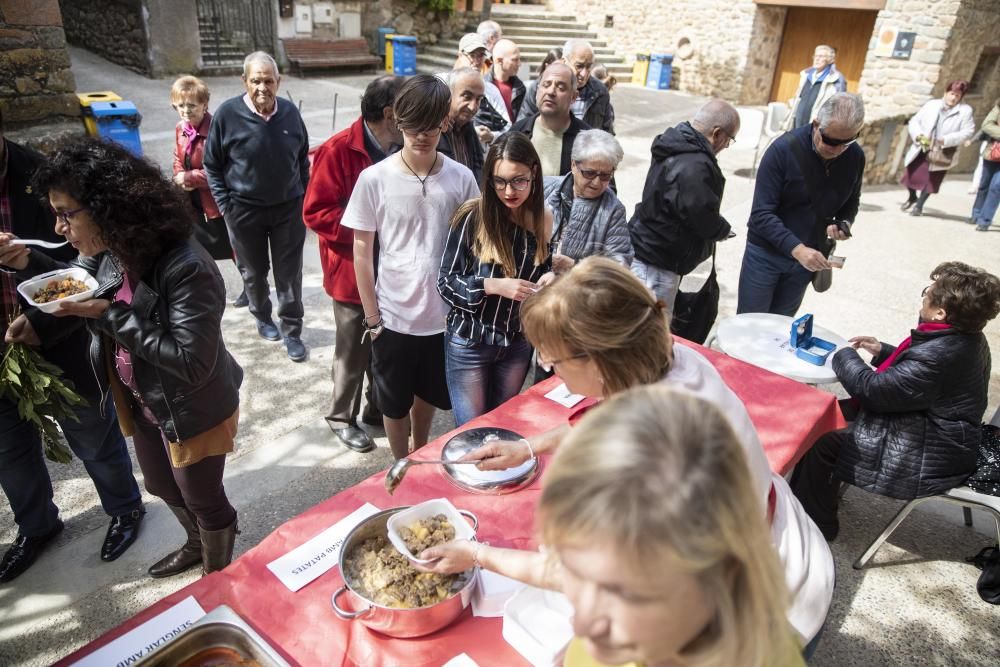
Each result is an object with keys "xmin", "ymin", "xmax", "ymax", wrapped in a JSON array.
[{"xmin": 0, "ymin": 322, "xmax": 85, "ymax": 464}]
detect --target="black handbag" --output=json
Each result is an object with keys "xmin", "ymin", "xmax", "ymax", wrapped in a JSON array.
[
  {"xmin": 670, "ymin": 247, "xmax": 719, "ymax": 344},
  {"xmin": 966, "ymin": 424, "xmax": 1000, "ymax": 496},
  {"xmin": 966, "ymin": 543, "xmax": 1000, "ymax": 605}
]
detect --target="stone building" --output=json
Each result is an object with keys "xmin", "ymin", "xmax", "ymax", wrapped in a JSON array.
[
  {"xmin": 0, "ymin": 0, "xmax": 80, "ymax": 146},
  {"xmin": 544, "ymin": 0, "xmax": 1000, "ymax": 181}
]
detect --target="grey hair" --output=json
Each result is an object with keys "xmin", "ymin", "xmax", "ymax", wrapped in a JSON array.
[
  {"xmin": 448, "ymin": 67, "xmax": 482, "ymax": 90},
  {"xmin": 477, "ymin": 20, "xmax": 501, "ymax": 42},
  {"xmin": 572, "ymin": 130, "xmax": 624, "ymax": 167},
  {"xmin": 816, "ymin": 92, "xmax": 865, "ymax": 130},
  {"xmin": 243, "ymin": 51, "xmax": 279, "ymax": 78},
  {"xmin": 690, "ymin": 99, "xmax": 740, "ymax": 136},
  {"xmin": 814, "ymin": 44, "xmax": 836, "ymax": 59},
  {"xmin": 562, "ymin": 39, "xmax": 593, "ymax": 58}
]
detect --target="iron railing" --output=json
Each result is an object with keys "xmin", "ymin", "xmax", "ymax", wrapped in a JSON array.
[{"xmin": 197, "ymin": 0, "xmax": 276, "ymax": 66}]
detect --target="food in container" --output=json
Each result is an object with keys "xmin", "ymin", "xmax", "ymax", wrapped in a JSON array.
[
  {"xmin": 17, "ymin": 267, "xmax": 98, "ymax": 314},
  {"xmin": 387, "ymin": 498, "xmax": 477, "ymax": 563},
  {"xmin": 343, "ymin": 529, "xmax": 458, "ymax": 609}
]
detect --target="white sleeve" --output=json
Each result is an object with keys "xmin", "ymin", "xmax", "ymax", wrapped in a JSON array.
[{"xmin": 341, "ymin": 170, "xmax": 377, "ymax": 232}]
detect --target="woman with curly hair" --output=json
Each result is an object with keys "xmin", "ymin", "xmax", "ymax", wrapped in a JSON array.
[{"xmin": 12, "ymin": 137, "xmax": 244, "ymax": 578}]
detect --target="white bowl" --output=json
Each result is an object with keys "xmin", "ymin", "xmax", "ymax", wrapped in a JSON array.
[
  {"xmin": 387, "ymin": 498, "xmax": 476, "ymax": 564},
  {"xmin": 17, "ymin": 268, "xmax": 99, "ymax": 314},
  {"xmin": 502, "ymin": 586, "xmax": 574, "ymax": 666}
]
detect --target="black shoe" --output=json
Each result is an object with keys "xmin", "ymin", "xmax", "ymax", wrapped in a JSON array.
[
  {"xmin": 0, "ymin": 521, "xmax": 64, "ymax": 583},
  {"xmin": 233, "ymin": 290, "xmax": 249, "ymax": 308},
  {"xmin": 285, "ymin": 336, "xmax": 307, "ymax": 362},
  {"xmin": 900, "ymin": 199, "xmax": 916, "ymax": 211},
  {"xmin": 256, "ymin": 319, "xmax": 281, "ymax": 342},
  {"xmin": 976, "ymin": 224, "xmax": 990, "ymax": 232},
  {"xmin": 101, "ymin": 508, "xmax": 144, "ymax": 562},
  {"xmin": 909, "ymin": 207, "xmax": 923, "ymax": 217},
  {"xmin": 327, "ymin": 420, "xmax": 376, "ymax": 452}
]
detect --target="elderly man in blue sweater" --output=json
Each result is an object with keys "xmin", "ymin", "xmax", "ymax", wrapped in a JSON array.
[
  {"xmin": 205, "ymin": 52, "xmax": 310, "ymax": 362},
  {"xmin": 737, "ymin": 93, "xmax": 865, "ymax": 316}
]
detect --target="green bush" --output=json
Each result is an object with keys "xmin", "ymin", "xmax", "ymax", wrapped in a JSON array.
[{"xmin": 413, "ymin": 0, "xmax": 453, "ymax": 14}]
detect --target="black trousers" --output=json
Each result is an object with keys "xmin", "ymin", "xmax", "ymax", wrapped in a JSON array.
[
  {"xmin": 790, "ymin": 429, "xmax": 851, "ymax": 540},
  {"xmin": 224, "ymin": 197, "xmax": 306, "ymax": 338}
]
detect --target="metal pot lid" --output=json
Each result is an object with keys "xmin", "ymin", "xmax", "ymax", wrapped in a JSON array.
[{"xmin": 441, "ymin": 427, "xmax": 538, "ymax": 495}]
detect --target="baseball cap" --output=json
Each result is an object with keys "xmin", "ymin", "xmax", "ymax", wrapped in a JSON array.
[{"xmin": 459, "ymin": 33, "xmax": 488, "ymax": 55}]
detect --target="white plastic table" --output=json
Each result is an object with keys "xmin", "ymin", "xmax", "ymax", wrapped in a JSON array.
[{"xmin": 713, "ymin": 313, "xmax": 850, "ymax": 384}]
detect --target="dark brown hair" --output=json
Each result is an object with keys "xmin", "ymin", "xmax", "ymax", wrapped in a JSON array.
[
  {"xmin": 450, "ymin": 132, "xmax": 548, "ymax": 275},
  {"xmin": 945, "ymin": 80, "xmax": 969, "ymax": 99},
  {"xmin": 927, "ymin": 261, "xmax": 1000, "ymax": 332},
  {"xmin": 392, "ymin": 74, "xmax": 450, "ymax": 133}
]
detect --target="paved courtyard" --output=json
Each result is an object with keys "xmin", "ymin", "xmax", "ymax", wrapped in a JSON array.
[{"xmin": 0, "ymin": 47, "xmax": 997, "ymax": 666}]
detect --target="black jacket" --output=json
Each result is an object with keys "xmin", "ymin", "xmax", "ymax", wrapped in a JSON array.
[
  {"xmin": 1, "ymin": 139, "xmax": 100, "ymax": 398},
  {"xmin": 22, "ymin": 240, "xmax": 243, "ymax": 442},
  {"xmin": 510, "ymin": 113, "xmax": 591, "ymax": 176},
  {"xmin": 628, "ymin": 122, "xmax": 731, "ymax": 275},
  {"xmin": 478, "ymin": 71, "xmax": 525, "ymax": 129},
  {"xmin": 834, "ymin": 327, "xmax": 990, "ymax": 499},
  {"xmin": 518, "ymin": 76, "xmax": 614, "ymax": 134},
  {"xmin": 438, "ymin": 122, "xmax": 484, "ymax": 187}
]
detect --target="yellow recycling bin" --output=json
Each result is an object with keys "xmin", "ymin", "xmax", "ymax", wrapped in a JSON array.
[
  {"xmin": 78, "ymin": 91, "xmax": 122, "ymax": 136},
  {"xmin": 631, "ymin": 54, "xmax": 650, "ymax": 85}
]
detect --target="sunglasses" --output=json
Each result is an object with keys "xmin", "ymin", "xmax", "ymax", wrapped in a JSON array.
[{"xmin": 816, "ymin": 127, "xmax": 859, "ymax": 147}]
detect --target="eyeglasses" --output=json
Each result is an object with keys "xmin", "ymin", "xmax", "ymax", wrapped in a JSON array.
[
  {"xmin": 492, "ymin": 175, "xmax": 532, "ymax": 192},
  {"xmin": 400, "ymin": 125, "xmax": 444, "ymax": 139},
  {"xmin": 52, "ymin": 206, "xmax": 87, "ymax": 226},
  {"xmin": 817, "ymin": 127, "xmax": 859, "ymax": 147},
  {"xmin": 537, "ymin": 351, "xmax": 588, "ymax": 373},
  {"xmin": 574, "ymin": 162, "xmax": 614, "ymax": 182},
  {"xmin": 172, "ymin": 103, "xmax": 202, "ymax": 111},
  {"xmin": 718, "ymin": 128, "xmax": 737, "ymax": 147}
]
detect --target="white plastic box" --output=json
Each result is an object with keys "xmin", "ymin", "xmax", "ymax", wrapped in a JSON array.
[
  {"xmin": 502, "ymin": 586, "xmax": 574, "ymax": 667},
  {"xmin": 17, "ymin": 267, "xmax": 98, "ymax": 314},
  {"xmin": 387, "ymin": 498, "xmax": 476, "ymax": 564}
]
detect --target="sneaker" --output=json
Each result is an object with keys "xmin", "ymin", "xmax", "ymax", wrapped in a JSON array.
[
  {"xmin": 256, "ymin": 319, "xmax": 281, "ymax": 342},
  {"xmin": 284, "ymin": 336, "xmax": 307, "ymax": 362},
  {"xmin": 233, "ymin": 290, "xmax": 249, "ymax": 308},
  {"xmin": 976, "ymin": 224, "xmax": 990, "ymax": 232}
]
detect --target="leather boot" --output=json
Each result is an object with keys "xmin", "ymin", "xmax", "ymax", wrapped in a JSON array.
[
  {"xmin": 201, "ymin": 517, "xmax": 239, "ymax": 575},
  {"xmin": 148, "ymin": 506, "xmax": 202, "ymax": 578}
]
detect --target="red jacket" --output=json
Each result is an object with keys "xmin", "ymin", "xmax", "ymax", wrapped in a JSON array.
[
  {"xmin": 173, "ymin": 113, "xmax": 222, "ymax": 219},
  {"xmin": 302, "ymin": 117, "xmax": 373, "ymax": 304}
]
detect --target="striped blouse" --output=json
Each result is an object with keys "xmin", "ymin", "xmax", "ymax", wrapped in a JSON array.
[{"xmin": 438, "ymin": 211, "xmax": 551, "ymax": 346}]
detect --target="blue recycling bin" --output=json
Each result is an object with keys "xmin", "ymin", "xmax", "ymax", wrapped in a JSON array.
[
  {"xmin": 646, "ymin": 53, "xmax": 674, "ymax": 90},
  {"xmin": 90, "ymin": 101, "xmax": 143, "ymax": 156},
  {"xmin": 390, "ymin": 35, "xmax": 417, "ymax": 76},
  {"xmin": 376, "ymin": 26, "xmax": 395, "ymax": 57}
]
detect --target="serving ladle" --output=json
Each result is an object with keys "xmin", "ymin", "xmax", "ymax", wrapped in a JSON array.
[
  {"xmin": 8, "ymin": 238, "xmax": 69, "ymax": 248},
  {"xmin": 384, "ymin": 457, "xmax": 477, "ymax": 495}
]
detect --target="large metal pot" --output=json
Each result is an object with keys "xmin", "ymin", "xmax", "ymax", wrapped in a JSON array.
[{"xmin": 331, "ymin": 507, "xmax": 478, "ymax": 638}]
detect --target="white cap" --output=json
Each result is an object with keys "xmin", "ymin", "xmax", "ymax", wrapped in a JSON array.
[{"xmin": 459, "ymin": 33, "xmax": 488, "ymax": 55}]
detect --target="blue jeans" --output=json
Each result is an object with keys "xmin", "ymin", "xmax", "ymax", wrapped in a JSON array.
[
  {"xmin": 444, "ymin": 332, "xmax": 533, "ymax": 427},
  {"xmin": 737, "ymin": 241, "xmax": 814, "ymax": 316},
  {"xmin": 631, "ymin": 259, "xmax": 682, "ymax": 318},
  {"xmin": 0, "ymin": 393, "xmax": 141, "ymax": 537},
  {"xmin": 972, "ymin": 159, "xmax": 1000, "ymax": 228}
]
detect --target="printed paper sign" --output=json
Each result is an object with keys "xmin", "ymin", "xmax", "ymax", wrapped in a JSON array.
[
  {"xmin": 442, "ymin": 654, "xmax": 481, "ymax": 667},
  {"xmin": 544, "ymin": 383, "xmax": 586, "ymax": 408},
  {"xmin": 71, "ymin": 596, "xmax": 205, "ymax": 667},
  {"xmin": 266, "ymin": 502, "xmax": 380, "ymax": 592}
]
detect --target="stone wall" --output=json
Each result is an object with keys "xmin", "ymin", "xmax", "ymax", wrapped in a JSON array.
[
  {"xmin": 59, "ymin": 0, "xmax": 148, "ymax": 74},
  {"xmin": 0, "ymin": 0, "xmax": 81, "ymax": 143},
  {"xmin": 547, "ymin": 0, "xmax": 777, "ymax": 103},
  {"xmin": 363, "ymin": 0, "xmax": 469, "ymax": 49}
]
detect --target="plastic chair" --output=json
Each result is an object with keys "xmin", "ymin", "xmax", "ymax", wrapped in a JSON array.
[
  {"xmin": 853, "ymin": 485, "xmax": 1000, "ymax": 569},
  {"xmin": 751, "ymin": 102, "xmax": 790, "ymax": 179}
]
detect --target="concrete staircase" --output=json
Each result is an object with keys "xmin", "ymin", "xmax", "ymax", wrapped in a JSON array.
[
  {"xmin": 417, "ymin": 4, "xmax": 631, "ymax": 79},
  {"xmin": 197, "ymin": 15, "xmax": 246, "ymax": 75}
]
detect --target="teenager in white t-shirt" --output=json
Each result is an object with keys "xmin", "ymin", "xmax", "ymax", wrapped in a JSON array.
[
  {"xmin": 452, "ymin": 257, "xmax": 835, "ymax": 653},
  {"xmin": 343, "ymin": 75, "xmax": 479, "ymax": 459}
]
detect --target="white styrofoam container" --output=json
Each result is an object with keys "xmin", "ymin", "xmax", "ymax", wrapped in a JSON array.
[
  {"xmin": 386, "ymin": 498, "xmax": 476, "ymax": 564},
  {"xmin": 17, "ymin": 267, "xmax": 98, "ymax": 314},
  {"xmin": 502, "ymin": 586, "xmax": 575, "ymax": 667},
  {"xmin": 472, "ymin": 569, "xmax": 527, "ymax": 617}
]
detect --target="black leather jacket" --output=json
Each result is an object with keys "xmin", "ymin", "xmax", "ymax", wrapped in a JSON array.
[
  {"xmin": 834, "ymin": 327, "xmax": 990, "ymax": 499},
  {"xmin": 22, "ymin": 240, "xmax": 243, "ymax": 442}
]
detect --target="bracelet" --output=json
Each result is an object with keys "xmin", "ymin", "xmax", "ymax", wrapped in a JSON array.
[
  {"xmin": 364, "ymin": 312, "xmax": 382, "ymax": 325},
  {"xmin": 519, "ymin": 438, "xmax": 535, "ymax": 460},
  {"xmin": 472, "ymin": 540, "xmax": 489, "ymax": 569}
]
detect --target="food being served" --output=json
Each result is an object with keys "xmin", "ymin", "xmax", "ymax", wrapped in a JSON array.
[
  {"xmin": 33, "ymin": 277, "xmax": 89, "ymax": 303},
  {"xmin": 177, "ymin": 647, "xmax": 261, "ymax": 667},
  {"xmin": 344, "ymin": 515, "xmax": 459, "ymax": 608}
]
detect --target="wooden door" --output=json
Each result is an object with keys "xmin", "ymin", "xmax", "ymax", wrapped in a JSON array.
[{"xmin": 770, "ymin": 7, "xmax": 878, "ymax": 103}]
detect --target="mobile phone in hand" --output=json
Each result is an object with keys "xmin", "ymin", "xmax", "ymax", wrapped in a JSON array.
[
  {"xmin": 829, "ymin": 255, "xmax": 846, "ymax": 268},
  {"xmin": 835, "ymin": 220, "xmax": 852, "ymax": 238}
]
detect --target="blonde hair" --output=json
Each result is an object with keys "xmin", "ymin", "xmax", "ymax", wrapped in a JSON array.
[
  {"xmin": 539, "ymin": 387, "xmax": 794, "ymax": 666},
  {"xmin": 170, "ymin": 75, "xmax": 210, "ymax": 105},
  {"xmin": 520, "ymin": 256, "xmax": 672, "ymax": 393}
]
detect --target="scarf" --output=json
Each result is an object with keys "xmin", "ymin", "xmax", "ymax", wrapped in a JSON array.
[
  {"xmin": 181, "ymin": 121, "xmax": 199, "ymax": 156},
  {"xmin": 808, "ymin": 64, "xmax": 833, "ymax": 85},
  {"xmin": 875, "ymin": 321, "xmax": 952, "ymax": 373}
]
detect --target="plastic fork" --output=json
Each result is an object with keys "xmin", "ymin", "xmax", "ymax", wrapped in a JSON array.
[{"xmin": 8, "ymin": 238, "xmax": 69, "ymax": 249}]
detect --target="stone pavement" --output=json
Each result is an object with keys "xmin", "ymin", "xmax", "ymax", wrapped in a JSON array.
[{"xmin": 0, "ymin": 47, "xmax": 997, "ymax": 666}]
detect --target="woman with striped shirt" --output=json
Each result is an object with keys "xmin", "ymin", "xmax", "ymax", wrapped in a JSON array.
[{"xmin": 438, "ymin": 132, "xmax": 555, "ymax": 426}]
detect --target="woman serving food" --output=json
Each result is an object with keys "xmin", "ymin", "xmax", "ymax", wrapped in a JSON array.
[
  {"xmin": 421, "ymin": 388, "xmax": 805, "ymax": 666},
  {"xmin": 457, "ymin": 257, "xmax": 833, "ymax": 653}
]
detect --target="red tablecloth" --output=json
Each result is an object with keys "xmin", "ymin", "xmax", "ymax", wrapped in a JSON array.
[{"xmin": 58, "ymin": 342, "xmax": 845, "ymax": 667}]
